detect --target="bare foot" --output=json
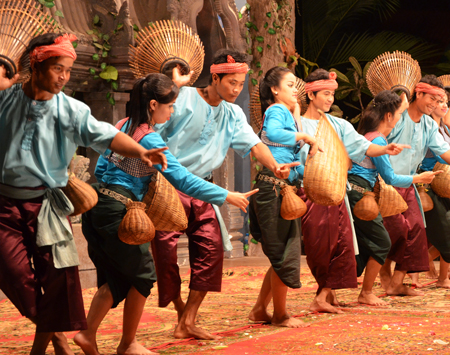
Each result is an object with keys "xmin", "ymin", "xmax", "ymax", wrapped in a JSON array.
[
  {"xmin": 174, "ymin": 323, "xmax": 220, "ymax": 340},
  {"xmin": 73, "ymin": 332, "xmax": 99, "ymax": 355},
  {"xmin": 248, "ymin": 306, "xmax": 272, "ymax": 323},
  {"xmin": 386, "ymin": 284, "xmax": 424, "ymax": 296},
  {"xmin": 379, "ymin": 268, "xmax": 391, "ymax": 292},
  {"xmin": 326, "ymin": 290, "xmax": 345, "ymax": 306},
  {"xmin": 408, "ymin": 273, "xmax": 423, "ymax": 288},
  {"xmin": 117, "ymin": 339, "xmax": 157, "ymax": 355},
  {"xmin": 425, "ymin": 270, "xmax": 438, "ymax": 279},
  {"xmin": 52, "ymin": 333, "xmax": 74, "ymax": 355},
  {"xmin": 309, "ymin": 299, "xmax": 343, "ymax": 314},
  {"xmin": 436, "ymin": 278, "xmax": 450, "ymax": 288},
  {"xmin": 272, "ymin": 315, "xmax": 309, "ymax": 328},
  {"xmin": 358, "ymin": 291, "xmax": 388, "ymax": 306}
]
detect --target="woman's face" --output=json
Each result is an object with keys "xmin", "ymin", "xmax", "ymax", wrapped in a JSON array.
[
  {"xmin": 149, "ymin": 98, "xmax": 176, "ymax": 124},
  {"xmin": 431, "ymin": 98, "xmax": 448, "ymax": 120},
  {"xmin": 273, "ymin": 72, "xmax": 298, "ymax": 110},
  {"xmin": 386, "ymin": 106, "xmax": 404, "ymax": 129}
]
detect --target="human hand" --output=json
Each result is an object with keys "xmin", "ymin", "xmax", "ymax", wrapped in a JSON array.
[
  {"xmin": 226, "ymin": 189, "xmax": 259, "ymax": 212},
  {"xmin": 140, "ymin": 147, "xmax": 168, "ymax": 171},
  {"xmin": 172, "ymin": 65, "xmax": 194, "ymax": 88},
  {"xmin": 385, "ymin": 143, "xmax": 410, "ymax": 155},
  {"xmin": 0, "ymin": 65, "xmax": 19, "ymax": 91},
  {"xmin": 273, "ymin": 162, "xmax": 300, "ymax": 179},
  {"xmin": 417, "ymin": 170, "xmax": 443, "ymax": 184}
]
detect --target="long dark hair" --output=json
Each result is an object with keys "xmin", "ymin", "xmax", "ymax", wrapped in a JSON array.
[
  {"xmin": 259, "ymin": 66, "xmax": 292, "ymax": 116},
  {"xmin": 127, "ymin": 73, "xmax": 179, "ymax": 136},
  {"xmin": 357, "ymin": 90, "xmax": 402, "ymax": 135}
]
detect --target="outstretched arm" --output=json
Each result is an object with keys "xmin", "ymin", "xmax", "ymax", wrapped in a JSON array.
[{"xmin": 366, "ymin": 143, "xmax": 410, "ymax": 157}]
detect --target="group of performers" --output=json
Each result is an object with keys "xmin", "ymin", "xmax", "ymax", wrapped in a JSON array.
[{"xmin": 1, "ymin": 31, "xmax": 450, "ymax": 355}]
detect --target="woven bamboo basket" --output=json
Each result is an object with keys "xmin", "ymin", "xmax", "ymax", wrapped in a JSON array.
[
  {"xmin": 431, "ymin": 162, "xmax": 450, "ymax": 198},
  {"xmin": 61, "ymin": 173, "xmax": 98, "ymax": 216},
  {"xmin": 129, "ymin": 20, "xmax": 204, "ymax": 86},
  {"xmin": 417, "ymin": 185, "xmax": 433, "ymax": 212},
  {"xmin": 373, "ymin": 175, "xmax": 408, "ymax": 217},
  {"xmin": 142, "ymin": 172, "xmax": 188, "ymax": 231},
  {"xmin": 280, "ymin": 185, "xmax": 307, "ymax": 220},
  {"xmin": 118, "ymin": 201, "xmax": 155, "ymax": 245},
  {"xmin": 366, "ymin": 51, "xmax": 421, "ymax": 100},
  {"xmin": 438, "ymin": 75, "xmax": 450, "ymax": 90},
  {"xmin": 353, "ymin": 191, "xmax": 379, "ymax": 221},
  {"xmin": 303, "ymin": 110, "xmax": 350, "ymax": 206},
  {"xmin": 0, "ymin": 0, "xmax": 59, "ymax": 81},
  {"xmin": 249, "ymin": 77, "xmax": 307, "ymax": 129}
]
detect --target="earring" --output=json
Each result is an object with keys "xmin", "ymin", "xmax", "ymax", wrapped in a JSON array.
[{"xmin": 275, "ymin": 92, "xmax": 278, "ymax": 95}]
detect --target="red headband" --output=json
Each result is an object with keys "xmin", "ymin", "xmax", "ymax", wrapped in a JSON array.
[
  {"xmin": 30, "ymin": 34, "xmax": 77, "ymax": 67},
  {"xmin": 305, "ymin": 72, "xmax": 338, "ymax": 93},
  {"xmin": 210, "ymin": 55, "xmax": 249, "ymax": 74},
  {"xmin": 415, "ymin": 82, "xmax": 446, "ymax": 100}
]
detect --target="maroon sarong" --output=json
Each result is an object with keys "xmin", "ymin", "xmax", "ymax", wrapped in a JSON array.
[
  {"xmin": 297, "ymin": 188, "xmax": 357, "ymax": 292},
  {"xmin": 151, "ymin": 190, "xmax": 223, "ymax": 307},
  {"xmin": 383, "ymin": 186, "xmax": 429, "ymax": 272},
  {"xmin": 0, "ymin": 193, "xmax": 87, "ymax": 332}
]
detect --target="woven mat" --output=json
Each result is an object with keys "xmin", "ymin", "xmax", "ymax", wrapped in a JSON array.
[{"xmin": 1, "ymin": 266, "xmax": 450, "ymax": 354}]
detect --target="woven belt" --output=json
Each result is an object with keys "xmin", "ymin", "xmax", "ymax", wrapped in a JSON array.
[
  {"xmin": 349, "ymin": 182, "xmax": 366, "ymax": 194},
  {"xmin": 257, "ymin": 174, "xmax": 290, "ymax": 188},
  {"xmin": 99, "ymin": 187, "xmax": 131, "ymax": 205}
]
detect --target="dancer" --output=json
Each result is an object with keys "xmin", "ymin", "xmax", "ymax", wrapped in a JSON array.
[
  {"xmin": 75, "ymin": 73, "xmax": 258, "ymax": 355},
  {"xmin": 0, "ymin": 33, "xmax": 167, "ymax": 355},
  {"xmin": 347, "ymin": 90, "xmax": 439, "ymax": 306},
  {"xmin": 248, "ymin": 67, "xmax": 320, "ymax": 327},
  {"xmin": 296, "ymin": 68, "xmax": 407, "ymax": 313},
  {"xmin": 152, "ymin": 49, "xmax": 298, "ymax": 339},
  {"xmin": 380, "ymin": 75, "xmax": 450, "ymax": 296}
]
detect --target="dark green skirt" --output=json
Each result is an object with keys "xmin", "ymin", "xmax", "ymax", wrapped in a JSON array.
[
  {"xmin": 424, "ymin": 188, "xmax": 450, "ymax": 263},
  {"xmin": 249, "ymin": 168, "xmax": 302, "ymax": 289},
  {"xmin": 347, "ymin": 175, "xmax": 391, "ymax": 277},
  {"xmin": 82, "ymin": 183, "xmax": 156, "ymax": 308}
]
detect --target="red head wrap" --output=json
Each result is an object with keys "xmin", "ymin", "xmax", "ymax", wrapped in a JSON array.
[
  {"xmin": 305, "ymin": 72, "xmax": 338, "ymax": 93},
  {"xmin": 30, "ymin": 34, "xmax": 78, "ymax": 67},
  {"xmin": 210, "ymin": 55, "xmax": 249, "ymax": 74},
  {"xmin": 414, "ymin": 82, "xmax": 446, "ymax": 100}
]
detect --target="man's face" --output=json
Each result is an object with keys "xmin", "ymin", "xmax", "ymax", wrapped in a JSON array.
[
  {"xmin": 416, "ymin": 92, "xmax": 441, "ymax": 116},
  {"xmin": 214, "ymin": 73, "xmax": 246, "ymax": 103},
  {"xmin": 309, "ymin": 90, "xmax": 335, "ymax": 113},
  {"xmin": 34, "ymin": 56, "xmax": 74, "ymax": 95}
]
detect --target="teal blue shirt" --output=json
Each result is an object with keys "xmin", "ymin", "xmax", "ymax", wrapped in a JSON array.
[
  {"xmin": 296, "ymin": 114, "xmax": 372, "ymax": 176},
  {"xmin": 96, "ymin": 130, "xmax": 228, "ymax": 205},
  {"xmin": 421, "ymin": 124, "xmax": 450, "ymax": 171},
  {"xmin": 0, "ymin": 84, "xmax": 118, "ymax": 188},
  {"xmin": 387, "ymin": 110, "xmax": 450, "ymax": 175},
  {"xmin": 154, "ymin": 87, "xmax": 261, "ymax": 178}
]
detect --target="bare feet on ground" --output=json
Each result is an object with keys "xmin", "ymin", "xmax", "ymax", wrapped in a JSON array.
[
  {"xmin": 386, "ymin": 284, "xmax": 424, "ymax": 296},
  {"xmin": 52, "ymin": 332, "xmax": 74, "ymax": 355},
  {"xmin": 309, "ymin": 299, "xmax": 344, "ymax": 314},
  {"xmin": 326, "ymin": 290, "xmax": 345, "ymax": 306},
  {"xmin": 174, "ymin": 323, "xmax": 221, "ymax": 340},
  {"xmin": 248, "ymin": 306, "xmax": 272, "ymax": 323},
  {"xmin": 358, "ymin": 291, "xmax": 389, "ymax": 306},
  {"xmin": 408, "ymin": 273, "xmax": 423, "ymax": 288},
  {"xmin": 379, "ymin": 270, "xmax": 391, "ymax": 292},
  {"xmin": 73, "ymin": 332, "xmax": 99, "ymax": 355},
  {"xmin": 426, "ymin": 267, "xmax": 438, "ymax": 279},
  {"xmin": 117, "ymin": 340, "xmax": 157, "ymax": 355},
  {"xmin": 271, "ymin": 315, "xmax": 309, "ymax": 328},
  {"xmin": 436, "ymin": 278, "xmax": 450, "ymax": 289}
]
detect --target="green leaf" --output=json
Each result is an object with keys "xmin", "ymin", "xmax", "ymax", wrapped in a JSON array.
[
  {"xmin": 278, "ymin": 62, "xmax": 288, "ymax": 68},
  {"xmin": 256, "ymin": 46, "xmax": 263, "ymax": 53},
  {"xmin": 93, "ymin": 75, "xmax": 99, "ymax": 80},
  {"xmin": 252, "ymin": 180, "xmax": 256, "ymax": 184},
  {"xmin": 103, "ymin": 34, "xmax": 110, "ymax": 41},
  {"xmin": 256, "ymin": 62, "xmax": 261, "ymax": 68},
  {"xmin": 103, "ymin": 43, "xmax": 112, "ymax": 51},
  {"xmin": 102, "ymin": 51, "xmax": 108, "ymax": 58},
  {"xmin": 93, "ymin": 43, "xmax": 103, "ymax": 49},
  {"xmin": 93, "ymin": 14, "xmax": 100, "ymax": 24},
  {"xmin": 273, "ymin": 21, "xmax": 281, "ymax": 29},
  {"xmin": 245, "ymin": 3, "xmax": 250, "ymax": 10},
  {"xmin": 255, "ymin": 164, "xmax": 260, "ymax": 171},
  {"xmin": 86, "ymin": 30, "xmax": 94, "ymax": 35},
  {"xmin": 92, "ymin": 54, "xmax": 99, "ymax": 61},
  {"xmin": 258, "ymin": 70, "xmax": 263, "ymax": 76},
  {"xmin": 248, "ymin": 69, "xmax": 254, "ymax": 75},
  {"xmin": 89, "ymin": 68, "xmax": 96, "ymax": 75},
  {"xmin": 350, "ymin": 113, "xmax": 361, "ymax": 124},
  {"xmin": 101, "ymin": 62, "xmax": 107, "ymax": 70},
  {"xmin": 99, "ymin": 66, "xmax": 118, "ymax": 81},
  {"xmin": 108, "ymin": 96, "xmax": 116, "ymax": 106},
  {"xmin": 268, "ymin": 28, "xmax": 276, "ymax": 35},
  {"xmin": 251, "ymin": 78, "xmax": 258, "ymax": 86},
  {"xmin": 54, "ymin": 10, "xmax": 64, "ymax": 18},
  {"xmin": 247, "ymin": 48, "xmax": 252, "ymax": 55},
  {"xmin": 252, "ymin": 156, "xmax": 257, "ymax": 161},
  {"xmin": 93, "ymin": 29, "xmax": 99, "ymax": 35},
  {"xmin": 349, "ymin": 56, "xmax": 362, "ymax": 76},
  {"xmin": 266, "ymin": 12, "xmax": 272, "ymax": 18},
  {"xmin": 245, "ymin": 22, "xmax": 253, "ymax": 28},
  {"xmin": 44, "ymin": 1, "xmax": 55, "ymax": 8},
  {"xmin": 256, "ymin": 36, "xmax": 264, "ymax": 43},
  {"xmin": 106, "ymin": 92, "xmax": 111, "ymax": 99},
  {"xmin": 133, "ymin": 24, "xmax": 139, "ymax": 31},
  {"xmin": 266, "ymin": 44, "xmax": 271, "ymax": 49},
  {"xmin": 111, "ymin": 81, "xmax": 119, "ymax": 90},
  {"xmin": 72, "ymin": 42, "xmax": 78, "ymax": 49},
  {"xmin": 264, "ymin": 22, "xmax": 268, "ymax": 29},
  {"xmin": 116, "ymin": 23, "xmax": 124, "ymax": 30},
  {"xmin": 238, "ymin": 12, "xmax": 242, "ymax": 19},
  {"xmin": 246, "ymin": 36, "xmax": 250, "ymax": 44},
  {"xmin": 363, "ymin": 61, "xmax": 372, "ymax": 78},
  {"xmin": 330, "ymin": 69, "xmax": 350, "ymax": 83},
  {"xmin": 252, "ymin": 24, "xmax": 259, "ymax": 31},
  {"xmin": 277, "ymin": 4, "xmax": 282, "ymax": 10}
]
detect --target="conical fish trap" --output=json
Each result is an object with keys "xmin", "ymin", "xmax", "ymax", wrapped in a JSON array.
[
  {"xmin": 249, "ymin": 77, "xmax": 307, "ymax": 129},
  {"xmin": 431, "ymin": 162, "xmax": 450, "ymax": 198},
  {"xmin": 303, "ymin": 110, "xmax": 351, "ymax": 206},
  {"xmin": 438, "ymin": 75, "xmax": 450, "ymax": 90},
  {"xmin": 417, "ymin": 185, "xmax": 433, "ymax": 212},
  {"xmin": 373, "ymin": 175, "xmax": 408, "ymax": 217},
  {"xmin": 366, "ymin": 51, "xmax": 421, "ymax": 99},
  {"xmin": 0, "ymin": 0, "xmax": 58, "ymax": 81},
  {"xmin": 129, "ymin": 20, "xmax": 204, "ymax": 86},
  {"xmin": 142, "ymin": 172, "xmax": 188, "ymax": 231}
]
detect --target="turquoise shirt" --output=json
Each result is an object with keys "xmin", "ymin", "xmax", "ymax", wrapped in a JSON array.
[
  {"xmin": 421, "ymin": 124, "xmax": 449, "ymax": 171},
  {"xmin": 349, "ymin": 136, "xmax": 413, "ymax": 188},
  {"xmin": 0, "ymin": 84, "xmax": 118, "ymax": 188},
  {"xmin": 387, "ymin": 110, "xmax": 450, "ymax": 175},
  {"xmin": 96, "ymin": 130, "xmax": 228, "ymax": 205},
  {"xmin": 154, "ymin": 87, "xmax": 261, "ymax": 178},
  {"xmin": 296, "ymin": 114, "xmax": 372, "ymax": 176},
  {"xmin": 262, "ymin": 104, "xmax": 303, "ymax": 182}
]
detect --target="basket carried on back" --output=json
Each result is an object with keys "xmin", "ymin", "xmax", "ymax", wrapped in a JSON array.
[
  {"xmin": 431, "ymin": 162, "xmax": 450, "ymax": 198},
  {"xmin": 118, "ymin": 201, "xmax": 155, "ymax": 245},
  {"xmin": 373, "ymin": 175, "xmax": 408, "ymax": 217},
  {"xmin": 366, "ymin": 51, "xmax": 421, "ymax": 100},
  {"xmin": 303, "ymin": 110, "xmax": 351, "ymax": 206},
  {"xmin": 249, "ymin": 77, "xmax": 307, "ymax": 129},
  {"xmin": 129, "ymin": 20, "xmax": 204, "ymax": 86},
  {"xmin": 438, "ymin": 75, "xmax": 450, "ymax": 90},
  {"xmin": 142, "ymin": 172, "xmax": 188, "ymax": 231},
  {"xmin": 0, "ymin": 0, "xmax": 59, "ymax": 81},
  {"xmin": 61, "ymin": 173, "xmax": 98, "ymax": 216}
]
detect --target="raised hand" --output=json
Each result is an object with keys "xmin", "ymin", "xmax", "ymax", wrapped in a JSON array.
[
  {"xmin": 0, "ymin": 66, "xmax": 19, "ymax": 91},
  {"xmin": 140, "ymin": 147, "xmax": 168, "ymax": 171},
  {"xmin": 385, "ymin": 143, "xmax": 411, "ymax": 156},
  {"xmin": 274, "ymin": 162, "xmax": 300, "ymax": 179},
  {"xmin": 225, "ymin": 189, "xmax": 259, "ymax": 212},
  {"xmin": 172, "ymin": 65, "xmax": 194, "ymax": 88}
]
